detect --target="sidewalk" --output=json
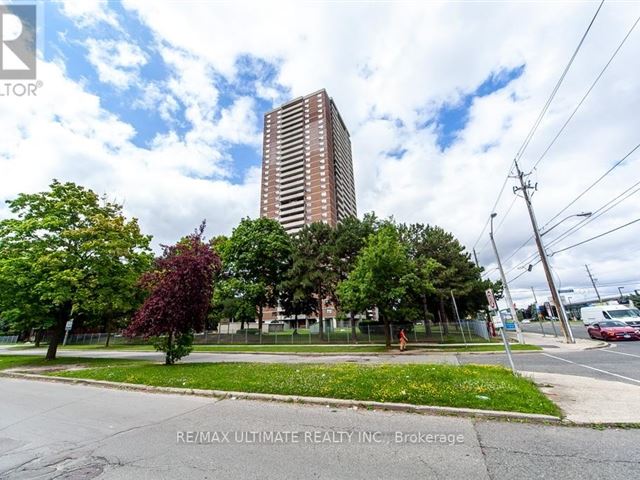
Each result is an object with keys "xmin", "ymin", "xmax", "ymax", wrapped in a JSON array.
[
  {"xmin": 523, "ymin": 371, "xmax": 640, "ymax": 424},
  {"xmin": 520, "ymin": 331, "xmax": 607, "ymax": 352}
]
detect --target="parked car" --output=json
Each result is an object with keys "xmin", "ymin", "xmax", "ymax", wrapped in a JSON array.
[
  {"xmin": 587, "ymin": 321, "xmax": 640, "ymax": 341},
  {"xmin": 581, "ymin": 305, "xmax": 640, "ymax": 328}
]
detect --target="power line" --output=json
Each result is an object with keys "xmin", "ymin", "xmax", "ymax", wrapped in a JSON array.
[
  {"xmin": 502, "ymin": 145, "xmax": 640, "ymax": 276},
  {"xmin": 551, "ymin": 217, "xmax": 640, "ymax": 255},
  {"xmin": 476, "ymin": 1, "xmax": 605, "ymax": 268},
  {"xmin": 507, "ymin": 259, "xmax": 542, "ymax": 284},
  {"xmin": 471, "ymin": 171, "xmax": 514, "ymax": 251},
  {"xmin": 476, "ymin": 196, "xmax": 519, "ymax": 256},
  {"xmin": 504, "ymin": 177, "xmax": 640, "ymax": 276},
  {"xmin": 530, "ymin": 13, "xmax": 640, "ymax": 172},
  {"xmin": 545, "ymin": 178, "xmax": 640, "ymax": 248},
  {"xmin": 542, "ymin": 142, "xmax": 640, "ymax": 229},
  {"xmin": 515, "ymin": 0, "xmax": 605, "ymax": 164}
]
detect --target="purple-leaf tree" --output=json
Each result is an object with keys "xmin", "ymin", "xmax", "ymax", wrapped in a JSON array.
[{"xmin": 126, "ymin": 222, "xmax": 220, "ymax": 364}]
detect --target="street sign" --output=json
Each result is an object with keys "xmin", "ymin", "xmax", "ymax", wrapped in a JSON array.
[
  {"xmin": 491, "ymin": 314, "xmax": 503, "ymax": 329},
  {"xmin": 558, "ymin": 288, "xmax": 574, "ymax": 293},
  {"xmin": 544, "ymin": 301, "xmax": 553, "ymax": 317},
  {"xmin": 485, "ymin": 289, "xmax": 497, "ymax": 310},
  {"xmin": 65, "ymin": 320, "xmax": 73, "ymax": 331}
]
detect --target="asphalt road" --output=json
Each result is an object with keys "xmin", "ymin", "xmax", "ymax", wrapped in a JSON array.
[
  {"xmin": 1, "ymin": 378, "xmax": 639, "ymax": 480},
  {"xmin": 460, "ymin": 324, "xmax": 640, "ymax": 386}
]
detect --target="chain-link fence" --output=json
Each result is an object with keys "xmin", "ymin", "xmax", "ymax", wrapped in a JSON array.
[
  {"xmin": 56, "ymin": 320, "xmax": 494, "ymax": 346},
  {"xmin": 0, "ymin": 335, "xmax": 18, "ymax": 344}
]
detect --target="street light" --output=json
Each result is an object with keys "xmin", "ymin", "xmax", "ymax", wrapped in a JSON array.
[
  {"xmin": 618, "ymin": 286, "xmax": 625, "ymax": 299},
  {"xmin": 489, "ymin": 212, "xmax": 524, "ymax": 344},
  {"xmin": 541, "ymin": 212, "xmax": 592, "ymax": 237}
]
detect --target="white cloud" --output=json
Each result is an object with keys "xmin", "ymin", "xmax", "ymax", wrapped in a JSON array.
[
  {"xmin": 59, "ymin": 0, "xmax": 120, "ymax": 28},
  {"xmin": 85, "ymin": 39, "xmax": 148, "ymax": 89},
  {"xmin": 0, "ymin": 61, "xmax": 259, "ymax": 248}
]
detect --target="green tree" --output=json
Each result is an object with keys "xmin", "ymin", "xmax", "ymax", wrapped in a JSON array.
[
  {"xmin": 400, "ymin": 224, "xmax": 483, "ymax": 334},
  {"xmin": 398, "ymin": 223, "xmax": 443, "ymax": 334},
  {"xmin": 0, "ymin": 181, "xmax": 152, "ymax": 360},
  {"xmin": 337, "ymin": 224, "xmax": 412, "ymax": 347},
  {"xmin": 288, "ymin": 222, "xmax": 337, "ymax": 340},
  {"xmin": 223, "ymin": 217, "xmax": 291, "ymax": 332},
  {"xmin": 332, "ymin": 214, "xmax": 378, "ymax": 340},
  {"xmin": 278, "ymin": 272, "xmax": 316, "ymax": 330},
  {"xmin": 212, "ymin": 277, "xmax": 260, "ymax": 330}
]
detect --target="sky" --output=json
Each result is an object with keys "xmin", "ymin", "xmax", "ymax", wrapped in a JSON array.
[{"xmin": 1, "ymin": 0, "xmax": 640, "ymax": 309}]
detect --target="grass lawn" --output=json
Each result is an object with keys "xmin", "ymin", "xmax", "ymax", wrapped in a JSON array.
[
  {"xmin": 46, "ymin": 361, "xmax": 559, "ymax": 416},
  {"xmin": 0, "ymin": 354, "xmax": 557, "ymax": 415}
]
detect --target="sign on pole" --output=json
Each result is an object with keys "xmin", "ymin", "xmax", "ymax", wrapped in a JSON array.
[
  {"xmin": 485, "ymin": 289, "xmax": 516, "ymax": 373},
  {"xmin": 485, "ymin": 289, "xmax": 498, "ymax": 310},
  {"xmin": 62, "ymin": 320, "xmax": 73, "ymax": 346}
]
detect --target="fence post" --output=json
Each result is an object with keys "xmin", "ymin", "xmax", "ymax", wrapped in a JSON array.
[
  {"xmin": 275, "ymin": 332, "xmax": 278, "ymax": 344},
  {"xmin": 367, "ymin": 326, "xmax": 371, "ymax": 343},
  {"xmin": 245, "ymin": 329, "xmax": 248, "ymax": 344}
]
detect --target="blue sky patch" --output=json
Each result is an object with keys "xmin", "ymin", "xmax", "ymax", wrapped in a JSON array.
[{"xmin": 432, "ymin": 65, "xmax": 525, "ymax": 150}]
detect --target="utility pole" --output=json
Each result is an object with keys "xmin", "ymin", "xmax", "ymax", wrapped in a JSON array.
[
  {"xmin": 473, "ymin": 248, "xmax": 480, "ymax": 268},
  {"xmin": 585, "ymin": 264, "xmax": 602, "ymax": 302},
  {"xmin": 530, "ymin": 286, "xmax": 545, "ymax": 336},
  {"xmin": 489, "ymin": 214, "xmax": 524, "ymax": 344},
  {"xmin": 513, "ymin": 160, "xmax": 575, "ymax": 343},
  {"xmin": 450, "ymin": 290, "xmax": 467, "ymax": 345}
]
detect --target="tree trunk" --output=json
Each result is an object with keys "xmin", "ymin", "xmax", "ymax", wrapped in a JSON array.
[
  {"xmin": 439, "ymin": 297, "xmax": 449, "ymax": 335},
  {"xmin": 421, "ymin": 294, "xmax": 432, "ymax": 336},
  {"xmin": 317, "ymin": 294, "xmax": 324, "ymax": 341},
  {"xmin": 293, "ymin": 312, "xmax": 298, "ymax": 334},
  {"xmin": 46, "ymin": 306, "xmax": 69, "ymax": 360},
  {"xmin": 381, "ymin": 309, "xmax": 391, "ymax": 348},
  {"xmin": 34, "ymin": 329, "xmax": 42, "ymax": 348},
  {"xmin": 350, "ymin": 311, "xmax": 357, "ymax": 343},
  {"xmin": 165, "ymin": 331, "xmax": 173, "ymax": 365},
  {"xmin": 104, "ymin": 313, "xmax": 113, "ymax": 347},
  {"xmin": 258, "ymin": 304, "xmax": 263, "ymax": 333}
]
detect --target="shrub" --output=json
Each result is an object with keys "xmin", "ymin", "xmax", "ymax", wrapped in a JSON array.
[{"xmin": 153, "ymin": 332, "xmax": 194, "ymax": 365}]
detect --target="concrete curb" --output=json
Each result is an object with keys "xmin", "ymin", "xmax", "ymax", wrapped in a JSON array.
[{"xmin": 0, "ymin": 370, "xmax": 561, "ymax": 424}]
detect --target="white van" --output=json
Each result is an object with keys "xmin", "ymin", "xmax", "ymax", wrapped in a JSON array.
[{"xmin": 581, "ymin": 305, "xmax": 640, "ymax": 328}]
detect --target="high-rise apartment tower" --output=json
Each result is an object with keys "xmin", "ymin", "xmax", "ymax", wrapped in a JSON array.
[{"xmin": 260, "ymin": 89, "xmax": 356, "ymax": 232}]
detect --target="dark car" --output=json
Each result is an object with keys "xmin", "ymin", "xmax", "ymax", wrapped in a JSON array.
[{"xmin": 587, "ymin": 321, "xmax": 640, "ymax": 341}]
